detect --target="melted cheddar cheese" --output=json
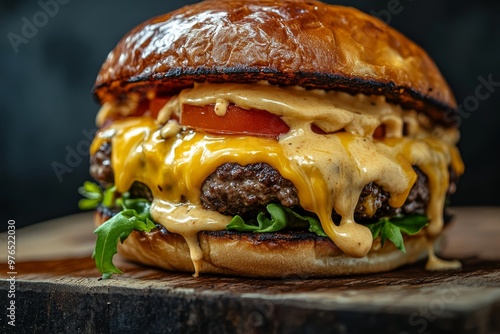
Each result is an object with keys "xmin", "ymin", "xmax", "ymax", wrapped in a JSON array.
[{"xmin": 92, "ymin": 83, "xmax": 464, "ymax": 275}]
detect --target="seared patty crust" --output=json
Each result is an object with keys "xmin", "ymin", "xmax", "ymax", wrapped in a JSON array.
[
  {"xmin": 201, "ymin": 162, "xmax": 430, "ymax": 222},
  {"xmin": 200, "ymin": 162, "xmax": 300, "ymax": 216},
  {"xmin": 90, "ymin": 142, "xmax": 449, "ymax": 222}
]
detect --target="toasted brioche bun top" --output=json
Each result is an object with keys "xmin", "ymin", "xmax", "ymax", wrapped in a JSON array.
[{"xmin": 94, "ymin": 0, "xmax": 456, "ymax": 125}]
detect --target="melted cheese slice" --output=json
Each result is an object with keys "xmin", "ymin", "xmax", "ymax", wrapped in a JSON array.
[{"xmin": 92, "ymin": 83, "xmax": 464, "ymax": 275}]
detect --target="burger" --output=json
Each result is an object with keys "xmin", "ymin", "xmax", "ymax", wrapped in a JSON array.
[{"xmin": 80, "ymin": 0, "xmax": 464, "ymax": 279}]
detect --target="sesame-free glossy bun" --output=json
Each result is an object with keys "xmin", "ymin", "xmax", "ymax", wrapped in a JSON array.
[
  {"xmin": 94, "ymin": 0, "xmax": 457, "ymax": 125},
  {"xmin": 95, "ymin": 211, "xmax": 429, "ymax": 278}
]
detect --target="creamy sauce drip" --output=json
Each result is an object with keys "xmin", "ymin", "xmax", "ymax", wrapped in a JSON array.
[
  {"xmin": 278, "ymin": 122, "xmax": 417, "ymax": 257},
  {"xmin": 91, "ymin": 83, "xmax": 464, "ymax": 272},
  {"xmin": 168, "ymin": 82, "xmax": 408, "ymax": 138},
  {"xmin": 96, "ymin": 95, "xmax": 140, "ymax": 127},
  {"xmin": 214, "ymin": 98, "xmax": 229, "ymax": 116},
  {"xmin": 150, "ymin": 199, "xmax": 230, "ymax": 277},
  {"xmin": 160, "ymin": 120, "xmax": 181, "ymax": 139},
  {"xmin": 96, "ymin": 102, "xmax": 113, "ymax": 128},
  {"xmin": 157, "ymin": 96, "xmax": 179, "ymax": 124},
  {"xmin": 425, "ymin": 240, "xmax": 462, "ymax": 270}
]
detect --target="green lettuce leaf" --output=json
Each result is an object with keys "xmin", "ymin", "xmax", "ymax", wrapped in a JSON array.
[
  {"xmin": 364, "ymin": 215, "xmax": 428, "ymax": 253},
  {"xmin": 78, "ymin": 182, "xmax": 116, "ymax": 210},
  {"xmin": 226, "ymin": 204, "xmax": 327, "ymax": 237},
  {"xmin": 116, "ymin": 194, "xmax": 151, "ymax": 221},
  {"xmin": 92, "ymin": 199, "xmax": 155, "ymax": 279},
  {"xmin": 390, "ymin": 215, "xmax": 429, "ymax": 234},
  {"xmin": 227, "ymin": 204, "xmax": 427, "ymax": 254},
  {"xmin": 78, "ymin": 181, "xmax": 156, "ymax": 279}
]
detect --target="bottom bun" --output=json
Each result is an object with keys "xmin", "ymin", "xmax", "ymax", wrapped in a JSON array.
[{"xmin": 95, "ymin": 211, "xmax": 430, "ymax": 278}]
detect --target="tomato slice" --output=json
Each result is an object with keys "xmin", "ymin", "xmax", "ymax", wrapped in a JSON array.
[
  {"xmin": 311, "ymin": 123, "xmax": 327, "ymax": 134},
  {"xmin": 373, "ymin": 124, "xmax": 386, "ymax": 140},
  {"xmin": 149, "ymin": 97, "xmax": 171, "ymax": 119},
  {"xmin": 180, "ymin": 104, "xmax": 290, "ymax": 138},
  {"xmin": 126, "ymin": 97, "xmax": 172, "ymax": 119}
]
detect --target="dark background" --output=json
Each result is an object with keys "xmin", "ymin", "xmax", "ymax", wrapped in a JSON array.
[{"xmin": 1, "ymin": 0, "xmax": 499, "ymax": 230}]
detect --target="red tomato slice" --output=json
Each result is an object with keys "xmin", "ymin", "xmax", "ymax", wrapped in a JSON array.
[
  {"xmin": 100, "ymin": 97, "xmax": 173, "ymax": 128},
  {"xmin": 180, "ymin": 104, "xmax": 290, "ymax": 138},
  {"xmin": 127, "ymin": 97, "xmax": 172, "ymax": 119},
  {"xmin": 373, "ymin": 124, "xmax": 386, "ymax": 140},
  {"xmin": 311, "ymin": 123, "xmax": 327, "ymax": 134},
  {"xmin": 149, "ymin": 97, "xmax": 171, "ymax": 119}
]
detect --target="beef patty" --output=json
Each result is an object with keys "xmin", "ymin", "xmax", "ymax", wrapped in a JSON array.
[
  {"xmin": 200, "ymin": 162, "xmax": 431, "ymax": 222},
  {"xmin": 90, "ymin": 142, "xmax": 454, "ymax": 222}
]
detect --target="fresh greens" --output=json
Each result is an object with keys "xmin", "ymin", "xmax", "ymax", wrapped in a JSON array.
[
  {"xmin": 364, "ymin": 215, "xmax": 428, "ymax": 253},
  {"xmin": 115, "ymin": 193, "xmax": 152, "ymax": 221},
  {"xmin": 92, "ymin": 192, "xmax": 156, "ymax": 279},
  {"xmin": 226, "ymin": 203, "xmax": 327, "ymax": 237},
  {"xmin": 227, "ymin": 204, "xmax": 428, "ymax": 254},
  {"xmin": 78, "ymin": 181, "xmax": 156, "ymax": 279},
  {"xmin": 93, "ymin": 208, "xmax": 155, "ymax": 279},
  {"xmin": 78, "ymin": 181, "xmax": 116, "ymax": 210},
  {"xmin": 80, "ymin": 179, "xmax": 430, "ymax": 278}
]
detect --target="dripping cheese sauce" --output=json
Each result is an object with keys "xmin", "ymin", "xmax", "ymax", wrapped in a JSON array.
[{"xmin": 91, "ymin": 82, "xmax": 464, "ymax": 275}]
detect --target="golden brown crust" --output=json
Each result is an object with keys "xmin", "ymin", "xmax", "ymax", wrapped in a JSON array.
[
  {"xmin": 94, "ymin": 0, "xmax": 457, "ymax": 125},
  {"xmin": 95, "ymin": 211, "xmax": 429, "ymax": 278}
]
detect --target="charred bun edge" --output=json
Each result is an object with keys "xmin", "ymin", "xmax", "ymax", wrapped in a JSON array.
[
  {"xmin": 95, "ymin": 211, "xmax": 430, "ymax": 278},
  {"xmin": 93, "ymin": 69, "xmax": 457, "ymax": 127},
  {"xmin": 93, "ymin": 0, "xmax": 458, "ymax": 127}
]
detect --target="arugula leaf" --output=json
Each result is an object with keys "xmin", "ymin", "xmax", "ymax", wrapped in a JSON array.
[
  {"xmin": 78, "ymin": 182, "xmax": 116, "ymax": 210},
  {"xmin": 78, "ymin": 181, "xmax": 102, "ymax": 210},
  {"xmin": 283, "ymin": 207, "xmax": 327, "ymax": 237},
  {"xmin": 81, "ymin": 181, "xmax": 101, "ymax": 198},
  {"xmin": 116, "ymin": 194, "xmax": 151, "ymax": 221},
  {"xmin": 93, "ymin": 209, "xmax": 156, "ymax": 279},
  {"xmin": 369, "ymin": 220, "xmax": 384, "ymax": 240},
  {"xmin": 390, "ymin": 215, "xmax": 429, "ymax": 235},
  {"xmin": 102, "ymin": 186, "xmax": 117, "ymax": 208},
  {"xmin": 78, "ymin": 198, "xmax": 102, "ymax": 210},
  {"xmin": 381, "ymin": 221, "xmax": 405, "ymax": 253},
  {"xmin": 226, "ymin": 215, "xmax": 261, "ymax": 232},
  {"xmin": 226, "ymin": 204, "xmax": 327, "ymax": 237},
  {"xmin": 78, "ymin": 181, "xmax": 157, "ymax": 279},
  {"xmin": 365, "ymin": 215, "xmax": 428, "ymax": 253},
  {"xmin": 256, "ymin": 204, "xmax": 287, "ymax": 232},
  {"xmin": 94, "ymin": 191, "xmax": 155, "ymax": 279}
]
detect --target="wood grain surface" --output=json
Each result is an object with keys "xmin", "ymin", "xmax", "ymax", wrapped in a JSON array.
[{"xmin": 1, "ymin": 207, "xmax": 499, "ymax": 334}]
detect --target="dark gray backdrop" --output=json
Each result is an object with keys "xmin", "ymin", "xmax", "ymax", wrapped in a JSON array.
[{"xmin": 1, "ymin": 0, "xmax": 499, "ymax": 229}]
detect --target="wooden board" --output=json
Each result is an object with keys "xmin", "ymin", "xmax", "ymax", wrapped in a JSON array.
[{"xmin": 1, "ymin": 207, "xmax": 499, "ymax": 334}]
